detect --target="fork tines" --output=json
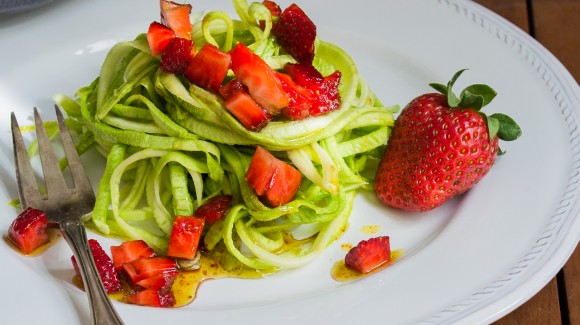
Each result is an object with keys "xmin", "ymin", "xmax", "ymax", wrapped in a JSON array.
[
  {"xmin": 11, "ymin": 105, "xmax": 95, "ymax": 213},
  {"xmin": 12, "ymin": 106, "xmax": 123, "ymax": 324}
]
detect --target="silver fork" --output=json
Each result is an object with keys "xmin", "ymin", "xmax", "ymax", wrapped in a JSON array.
[{"xmin": 11, "ymin": 106, "xmax": 125, "ymax": 325}]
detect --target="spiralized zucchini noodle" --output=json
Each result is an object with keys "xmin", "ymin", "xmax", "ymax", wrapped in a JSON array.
[{"xmin": 54, "ymin": 0, "xmax": 399, "ymax": 272}]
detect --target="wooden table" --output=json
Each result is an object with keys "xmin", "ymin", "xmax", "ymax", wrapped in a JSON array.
[{"xmin": 473, "ymin": 1, "xmax": 580, "ymax": 324}]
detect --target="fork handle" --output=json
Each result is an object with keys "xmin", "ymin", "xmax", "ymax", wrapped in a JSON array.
[{"xmin": 60, "ymin": 219, "xmax": 125, "ymax": 325}]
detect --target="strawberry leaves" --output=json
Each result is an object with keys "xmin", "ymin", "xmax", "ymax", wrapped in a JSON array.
[
  {"xmin": 459, "ymin": 84, "xmax": 496, "ymax": 108},
  {"xmin": 430, "ymin": 69, "xmax": 521, "ymax": 142},
  {"xmin": 491, "ymin": 113, "xmax": 521, "ymax": 141},
  {"xmin": 429, "ymin": 69, "xmax": 496, "ymax": 110}
]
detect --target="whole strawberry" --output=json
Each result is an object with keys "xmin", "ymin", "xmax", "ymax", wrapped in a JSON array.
[{"xmin": 374, "ymin": 69, "xmax": 521, "ymax": 211}]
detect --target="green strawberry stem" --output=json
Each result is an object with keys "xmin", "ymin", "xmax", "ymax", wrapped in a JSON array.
[{"xmin": 429, "ymin": 69, "xmax": 521, "ymax": 142}]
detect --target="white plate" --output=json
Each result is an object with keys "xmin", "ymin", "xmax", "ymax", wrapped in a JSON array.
[{"xmin": 1, "ymin": 0, "xmax": 579, "ymax": 324}]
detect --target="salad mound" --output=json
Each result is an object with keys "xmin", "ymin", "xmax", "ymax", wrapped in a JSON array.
[{"xmin": 55, "ymin": 0, "xmax": 398, "ymax": 272}]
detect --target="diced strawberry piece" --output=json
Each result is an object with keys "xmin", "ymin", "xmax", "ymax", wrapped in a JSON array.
[
  {"xmin": 110, "ymin": 240, "xmax": 156, "ymax": 271},
  {"xmin": 126, "ymin": 289, "xmax": 176, "ymax": 308},
  {"xmin": 263, "ymin": 161, "xmax": 303, "ymax": 207},
  {"xmin": 245, "ymin": 146, "xmax": 302, "ymax": 207},
  {"xmin": 194, "ymin": 195, "xmax": 233, "ymax": 226},
  {"xmin": 263, "ymin": 1, "xmax": 282, "ymax": 20},
  {"xmin": 345, "ymin": 236, "xmax": 391, "ymax": 274},
  {"xmin": 184, "ymin": 43, "xmax": 231, "ymax": 92},
  {"xmin": 310, "ymin": 70, "xmax": 342, "ymax": 116},
  {"xmin": 167, "ymin": 216, "xmax": 205, "ymax": 260},
  {"xmin": 123, "ymin": 257, "xmax": 177, "ymax": 284},
  {"xmin": 259, "ymin": 0, "xmax": 282, "ymax": 29},
  {"xmin": 135, "ymin": 269, "xmax": 178, "ymax": 291},
  {"xmin": 219, "ymin": 78, "xmax": 247, "ymax": 100},
  {"xmin": 8, "ymin": 207, "xmax": 49, "ymax": 254},
  {"xmin": 229, "ymin": 42, "xmax": 289, "ymax": 114},
  {"xmin": 224, "ymin": 90, "xmax": 273, "ymax": 131},
  {"xmin": 272, "ymin": 3, "xmax": 316, "ymax": 65},
  {"xmin": 160, "ymin": 37, "xmax": 195, "ymax": 74},
  {"xmin": 147, "ymin": 21, "xmax": 175, "ymax": 56},
  {"xmin": 71, "ymin": 239, "xmax": 122, "ymax": 293},
  {"xmin": 277, "ymin": 72, "xmax": 312, "ymax": 120},
  {"xmin": 160, "ymin": 0, "xmax": 192, "ymax": 39},
  {"xmin": 245, "ymin": 146, "xmax": 280, "ymax": 196},
  {"xmin": 284, "ymin": 63, "xmax": 323, "ymax": 85},
  {"xmin": 284, "ymin": 63, "xmax": 342, "ymax": 117}
]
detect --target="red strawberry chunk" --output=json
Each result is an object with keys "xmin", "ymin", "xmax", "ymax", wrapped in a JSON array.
[
  {"xmin": 219, "ymin": 78, "xmax": 247, "ymax": 100},
  {"xmin": 224, "ymin": 90, "xmax": 273, "ymax": 131},
  {"xmin": 259, "ymin": 0, "xmax": 282, "ymax": 29},
  {"xmin": 345, "ymin": 236, "xmax": 391, "ymax": 274},
  {"xmin": 147, "ymin": 21, "xmax": 175, "ymax": 56},
  {"xmin": 245, "ymin": 146, "xmax": 302, "ymax": 207},
  {"xmin": 229, "ymin": 42, "xmax": 289, "ymax": 115},
  {"xmin": 160, "ymin": 37, "xmax": 195, "ymax": 74},
  {"xmin": 284, "ymin": 63, "xmax": 323, "ymax": 85},
  {"xmin": 8, "ymin": 207, "xmax": 49, "ymax": 254},
  {"xmin": 272, "ymin": 3, "xmax": 316, "ymax": 65},
  {"xmin": 263, "ymin": 160, "xmax": 303, "ymax": 207},
  {"xmin": 110, "ymin": 240, "xmax": 156, "ymax": 271},
  {"xmin": 126, "ymin": 289, "xmax": 176, "ymax": 308},
  {"xmin": 309, "ymin": 70, "xmax": 342, "ymax": 116},
  {"xmin": 184, "ymin": 43, "xmax": 231, "ymax": 92},
  {"xmin": 283, "ymin": 63, "xmax": 342, "ymax": 118},
  {"xmin": 194, "ymin": 194, "xmax": 233, "ymax": 226},
  {"xmin": 245, "ymin": 146, "xmax": 280, "ymax": 196},
  {"xmin": 136, "ymin": 269, "xmax": 178, "ymax": 291},
  {"xmin": 123, "ymin": 257, "xmax": 177, "ymax": 284},
  {"xmin": 160, "ymin": 0, "xmax": 192, "ymax": 39},
  {"xmin": 263, "ymin": 1, "xmax": 282, "ymax": 20},
  {"xmin": 277, "ymin": 72, "xmax": 313, "ymax": 120},
  {"xmin": 71, "ymin": 239, "xmax": 122, "ymax": 293},
  {"xmin": 167, "ymin": 216, "xmax": 205, "ymax": 260}
]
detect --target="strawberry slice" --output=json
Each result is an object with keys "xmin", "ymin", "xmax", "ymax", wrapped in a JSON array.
[
  {"xmin": 220, "ymin": 78, "xmax": 272, "ymax": 130},
  {"xmin": 309, "ymin": 70, "xmax": 341, "ymax": 116},
  {"xmin": 272, "ymin": 3, "xmax": 316, "ymax": 65},
  {"xmin": 229, "ymin": 42, "xmax": 289, "ymax": 115},
  {"xmin": 245, "ymin": 146, "xmax": 279, "ymax": 196},
  {"xmin": 8, "ymin": 207, "xmax": 49, "ymax": 254},
  {"xmin": 219, "ymin": 78, "xmax": 247, "ymax": 100},
  {"xmin": 277, "ymin": 72, "xmax": 312, "ymax": 120},
  {"xmin": 160, "ymin": 37, "xmax": 195, "ymax": 74},
  {"xmin": 224, "ymin": 90, "xmax": 273, "ymax": 131},
  {"xmin": 245, "ymin": 146, "xmax": 302, "ymax": 207},
  {"xmin": 194, "ymin": 194, "xmax": 233, "ymax": 226},
  {"xmin": 71, "ymin": 239, "xmax": 122, "ymax": 293},
  {"xmin": 126, "ymin": 289, "xmax": 176, "ymax": 308},
  {"xmin": 263, "ymin": 1, "xmax": 282, "ymax": 20},
  {"xmin": 135, "ymin": 269, "xmax": 178, "ymax": 291},
  {"xmin": 184, "ymin": 43, "xmax": 231, "ymax": 92},
  {"xmin": 160, "ymin": 0, "xmax": 192, "ymax": 39},
  {"xmin": 259, "ymin": 0, "xmax": 282, "ymax": 29},
  {"xmin": 263, "ymin": 160, "xmax": 303, "ymax": 207},
  {"xmin": 147, "ymin": 21, "xmax": 175, "ymax": 56},
  {"xmin": 110, "ymin": 240, "xmax": 156, "ymax": 271},
  {"xmin": 284, "ymin": 63, "xmax": 323, "ymax": 86},
  {"xmin": 283, "ymin": 63, "xmax": 342, "ymax": 117},
  {"xmin": 344, "ymin": 236, "xmax": 391, "ymax": 274},
  {"xmin": 167, "ymin": 216, "xmax": 205, "ymax": 260},
  {"xmin": 123, "ymin": 256, "xmax": 177, "ymax": 284}
]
